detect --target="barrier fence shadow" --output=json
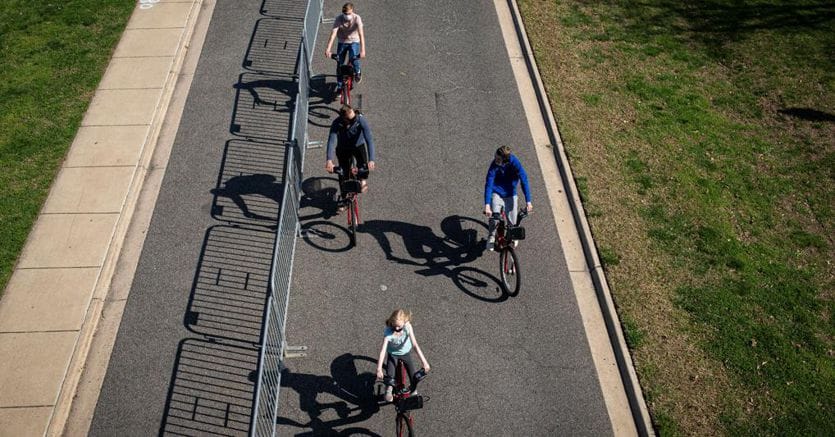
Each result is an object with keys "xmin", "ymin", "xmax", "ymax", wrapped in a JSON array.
[
  {"xmin": 184, "ymin": 225, "xmax": 275, "ymax": 344},
  {"xmin": 211, "ymin": 139, "xmax": 287, "ymax": 226},
  {"xmin": 244, "ymin": 17, "xmax": 303, "ymax": 75},
  {"xmin": 231, "ymin": 72, "xmax": 297, "ymax": 142},
  {"xmin": 159, "ymin": 339, "xmax": 259, "ymax": 436},
  {"xmin": 261, "ymin": 0, "xmax": 306, "ymax": 20}
]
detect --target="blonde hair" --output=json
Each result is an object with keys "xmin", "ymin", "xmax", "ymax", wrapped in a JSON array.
[{"xmin": 385, "ymin": 309, "xmax": 412, "ymax": 328}]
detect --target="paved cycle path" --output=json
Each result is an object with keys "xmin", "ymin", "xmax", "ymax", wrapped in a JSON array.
[{"xmin": 277, "ymin": 1, "xmax": 612, "ymax": 435}]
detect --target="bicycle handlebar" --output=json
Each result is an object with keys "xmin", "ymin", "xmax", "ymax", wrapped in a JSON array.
[{"xmin": 333, "ymin": 166, "xmax": 369, "ymax": 178}]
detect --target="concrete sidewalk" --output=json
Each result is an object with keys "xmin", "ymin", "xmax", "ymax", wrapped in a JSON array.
[{"xmin": 0, "ymin": 2, "xmax": 204, "ymax": 435}]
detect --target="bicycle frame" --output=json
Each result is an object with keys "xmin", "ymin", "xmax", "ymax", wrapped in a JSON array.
[
  {"xmin": 393, "ymin": 359, "xmax": 421, "ymax": 437},
  {"xmin": 495, "ymin": 207, "xmax": 527, "ymax": 250},
  {"xmin": 334, "ymin": 166, "xmax": 367, "ymax": 247},
  {"xmin": 337, "ymin": 56, "xmax": 357, "ymax": 105}
]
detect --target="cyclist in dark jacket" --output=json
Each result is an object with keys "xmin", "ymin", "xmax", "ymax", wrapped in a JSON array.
[
  {"xmin": 326, "ymin": 104, "xmax": 376, "ymax": 207},
  {"xmin": 484, "ymin": 146, "xmax": 532, "ymax": 250}
]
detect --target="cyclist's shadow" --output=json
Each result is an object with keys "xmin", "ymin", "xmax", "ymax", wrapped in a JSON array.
[
  {"xmin": 363, "ymin": 216, "xmax": 507, "ymax": 302},
  {"xmin": 277, "ymin": 353, "xmax": 382, "ymax": 436},
  {"xmin": 299, "ymin": 176, "xmax": 340, "ymax": 220}
]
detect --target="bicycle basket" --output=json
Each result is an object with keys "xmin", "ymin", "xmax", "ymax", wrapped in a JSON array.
[
  {"xmin": 400, "ymin": 395, "xmax": 424, "ymax": 411},
  {"xmin": 506, "ymin": 226, "xmax": 526, "ymax": 241},
  {"xmin": 338, "ymin": 64, "xmax": 355, "ymax": 77},
  {"xmin": 342, "ymin": 180, "xmax": 363, "ymax": 194}
]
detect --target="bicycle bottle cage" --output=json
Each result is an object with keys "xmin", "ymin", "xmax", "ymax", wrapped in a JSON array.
[{"xmin": 506, "ymin": 225, "xmax": 526, "ymax": 241}]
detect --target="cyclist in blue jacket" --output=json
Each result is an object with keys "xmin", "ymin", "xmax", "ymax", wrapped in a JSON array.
[
  {"xmin": 326, "ymin": 104, "xmax": 376, "ymax": 209},
  {"xmin": 484, "ymin": 146, "xmax": 533, "ymax": 250}
]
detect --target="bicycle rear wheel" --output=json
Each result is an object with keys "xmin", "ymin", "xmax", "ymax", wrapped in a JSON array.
[
  {"xmin": 341, "ymin": 78, "xmax": 352, "ymax": 105},
  {"xmin": 396, "ymin": 412, "xmax": 415, "ymax": 437},
  {"xmin": 349, "ymin": 199, "xmax": 358, "ymax": 247},
  {"xmin": 499, "ymin": 247, "xmax": 521, "ymax": 296}
]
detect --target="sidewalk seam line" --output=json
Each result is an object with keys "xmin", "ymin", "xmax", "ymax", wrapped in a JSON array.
[
  {"xmin": 0, "ymin": 330, "xmax": 79, "ymax": 334},
  {"xmin": 18, "ymin": 266, "xmax": 102, "ymax": 270}
]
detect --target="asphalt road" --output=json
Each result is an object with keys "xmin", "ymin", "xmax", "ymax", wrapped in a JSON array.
[
  {"xmin": 89, "ymin": 0, "xmax": 613, "ymax": 435},
  {"xmin": 278, "ymin": 1, "xmax": 612, "ymax": 436}
]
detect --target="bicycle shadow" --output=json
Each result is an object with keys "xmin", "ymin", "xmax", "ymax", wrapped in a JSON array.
[
  {"xmin": 309, "ymin": 74, "xmax": 339, "ymax": 127},
  {"xmin": 362, "ymin": 216, "xmax": 508, "ymax": 303},
  {"xmin": 277, "ymin": 353, "xmax": 382, "ymax": 436},
  {"xmin": 210, "ymin": 173, "xmax": 283, "ymax": 222},
  {"xmin": 297, "ymin": 176, "xmax": 357, "ymax": 253},
  {"xmin": 300, "ymin": 176, "xmax": 340, "ymax": 220}
]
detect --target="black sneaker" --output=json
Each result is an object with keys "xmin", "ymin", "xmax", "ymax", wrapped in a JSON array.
[{"xmin": 355, "ymin": 72, "xmax": 362, "ymax": 83}]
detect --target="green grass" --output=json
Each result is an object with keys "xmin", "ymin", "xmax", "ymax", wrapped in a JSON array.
[
  {"xmin": 519, "ymin": 0, "xmax": 834, "ymax": 434},
  {"xmin": 0, "ymin": 1, "xmax": 135, "ymax": 296}
]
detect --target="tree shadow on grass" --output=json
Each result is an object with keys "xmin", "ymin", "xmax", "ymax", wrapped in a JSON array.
[
  {"xmin": 583, "ymin": 1, "xmax": 835, "ymax": 64},
  {"xmin": 778, "ymin": 107, "xmax": 835, "ymax": 122}
]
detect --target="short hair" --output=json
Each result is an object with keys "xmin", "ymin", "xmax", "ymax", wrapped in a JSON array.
[
  {"xmin": 339, "ymin": 104, "xmax": 354, "ymax": 116},
  {"xmin": 495, "ymin": 145, "xmax": 512, "ymax": 160},
  {"xmin": 342, "ymin": 2, "xmax": 354, "ymax": 12}
]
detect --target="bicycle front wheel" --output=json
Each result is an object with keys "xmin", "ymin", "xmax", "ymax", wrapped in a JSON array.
[
  {"xmin": 396, "ymin": 412, "xmax": 415, "ymax": 437},
  {"xmin": 499, "ymin": 247, "xmax": 521, "ymax": 296}
]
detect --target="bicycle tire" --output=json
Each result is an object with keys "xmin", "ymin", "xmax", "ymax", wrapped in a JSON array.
[
  {"xmin": 396, "ymin": 412, "xmax": 415, "ymax": 437},
  {"xmin": 499, "ymin": 247, "xmax": 521, "ymax": 296},
  {"xmin": 349, "ymin": 200, "xmax": 358, "ymax": 246}
]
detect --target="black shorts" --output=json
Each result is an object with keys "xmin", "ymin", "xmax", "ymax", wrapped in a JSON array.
[{"xmin": 335, "ymin": 145, "xmax": 369, "ymax": 177}]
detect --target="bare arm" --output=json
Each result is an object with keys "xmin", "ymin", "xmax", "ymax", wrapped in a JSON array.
[
  {"xmin": 358, "ymin": 24, "xmax": 366, "ymax": 58},
  {"xmin": 376, "ymin": 338, "xmax": 388, "ymax": 379},
  {"xmin": 407, "ymin": 324, "xmax": 430, "ymax": 371},
  {"xmin": 325, "ymin": 28, "xmax": 338, "ymax": 57}
]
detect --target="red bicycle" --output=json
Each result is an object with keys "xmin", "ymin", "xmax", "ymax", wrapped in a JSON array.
[
  {"xmin": 335, "ymin": 55, "xmax": 358, "ymax": 105},
  {"xmin": 333, "ymin": 165, "xmax": 368, "ymax": 247},
  {"xmin": 391, "ymin": 359, "xmax": 427, "ymax": 437},
  {"xmin": 494, "ymin": 208, "xmax": 528, "ymax": 296}
]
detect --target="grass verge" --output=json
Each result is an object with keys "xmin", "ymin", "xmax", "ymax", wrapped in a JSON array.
[
  {"xmin": 0, "ymin": 1, "xmax": 135, "ymax": 296},
  {"xmin": 518, "ymin": 1, "xmax": 834, "ymax": 435}
]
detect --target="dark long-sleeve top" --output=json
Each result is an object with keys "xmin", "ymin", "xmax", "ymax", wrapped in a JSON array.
[
  {"xmin": 325, "ymin": 114, "xmax": 376, "ymax": 161},
  {"xmin": 484, "ymin": 154, "xmax": 532, "ymax": 205}
]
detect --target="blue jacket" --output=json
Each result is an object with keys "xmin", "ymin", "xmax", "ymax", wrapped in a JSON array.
[
  {"xmin": 326, "ymin": 114, "xmax": 376, "ymax": 161},
  {"xmin": 484, "ymin": 154, "xmax": 532, "ymax": 205}
]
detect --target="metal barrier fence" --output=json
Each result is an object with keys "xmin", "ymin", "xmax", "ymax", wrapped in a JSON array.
[
  {"xmin": 250, "ymin": 0, "xmax": 322, "ymax": 435},
  {"xmin": 302, "ymin": 0, "xmax": 322, "ymax": 72}
]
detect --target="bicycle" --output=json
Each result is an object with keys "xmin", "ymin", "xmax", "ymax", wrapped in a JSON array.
[
  {"xmin": 390, "ymin": 359, "xmax": 428, "ymax": 437},
  {"xmin": 333, "ymin": 54, "xmax": 359, "ymax": 105},
  {"xmin": 493, "ymin": 207, "xmax": 528, "ymax": 296},
  {"xmin": 333, "ymin": 165, "xmax": 368, "ymax": 247}
]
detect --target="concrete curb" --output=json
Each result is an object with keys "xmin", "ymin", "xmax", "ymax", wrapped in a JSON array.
[
  {"xmin": 505, "ymin": 0, "xmax": 655, "ymax": 435},
  {"xmin": 45, "ymin": 2, "xmax": 205, "ymax": 435}
]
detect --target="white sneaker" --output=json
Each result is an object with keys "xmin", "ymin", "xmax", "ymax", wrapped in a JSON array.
[
  {"xmin": 486, "ymin": 235, "xmax": 495, "ymax": 251},
  {"xmin": 384, "ymin": 386, "xmax": 393, "ymax": 402}
]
